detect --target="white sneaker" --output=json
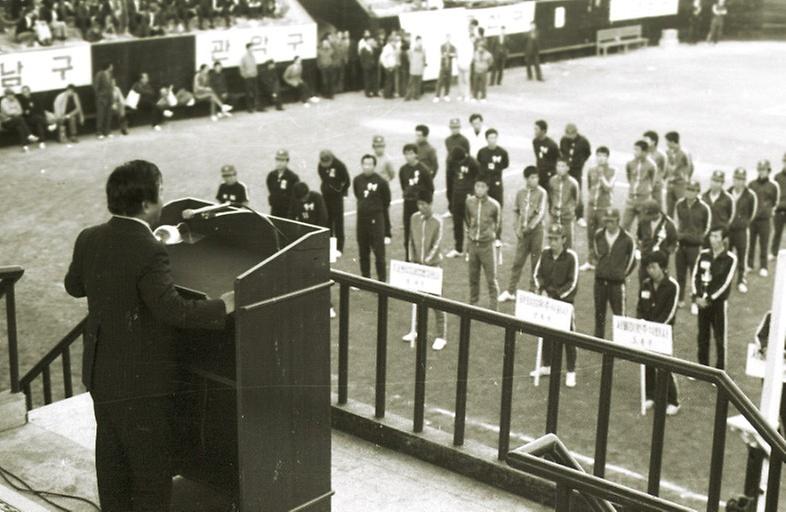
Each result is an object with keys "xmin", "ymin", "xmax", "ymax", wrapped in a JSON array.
[
  {"xmin": 737, "ymin": 282, "xmax": 748, "ymax": 294},
  {"xmin": 304, "ymin": 103, "xmax": 311, "ymax": 108},
  {"xmin": 47, "ymin": 123, "xmax": 57, "ymax": 132},
  {"xmin": 153, "ymin": 125, "xmax": 162, "ymax": 132},
  {"xmin": 666, "ymin": 404, "xmax": 681, "ymax": 416},
  {"xmin": 221, "ymin": 104, "xmax": 233, "ymax": 113},
  {"xmin": 97, "ymin": 135, "xmax": 105, "ymax": 140},
  {"xmin": 432, "ymin": 97, "xmax": 440, "ymax": 103},
  {"xmin": 186, "ymin": 98, "xmax": 196, "ymax": 106},
  {"xmin": 310, "ymin": 96, "xmax": 320, "ymax": 103},
  {"xmin": 690, "ymin": 303, "xmax": 699, "ymax": 316},
  {"xmin": 335, "ymin": 250, "xmax": 342, "ymax": 259},
  {"xmin": 565, "ymin": 372, "xmax": 576, "ymax": 388},
  {"xmin": 445, "ymin": 249, "xmax": 463, "ymax": 258},
  {"xmin": 402, "ymin": 331, "xmax": 417, "ymax": 343},
  {"xmin": 27, "ymin": 134, "xmax": 39, "ymax": 142},
  {"xmin": 22, "ymin": 145, "xmax": 29, "ymax": 153},
  {"xmin": 529, "ymin": 366, "xmax": 551, "ymax": 377},
  {"xmin": 442, "ymin": 211, "xmax": 452, "ymax": 218},
  {"xmin": 645, "ymin": 399, "xmax": 654, "ymax": 410},
  {"xmin": 759, "ymin": 268, "xmax": 769, "ymax": 277},
  {"xmin": 432, "ymin": 337, "xmax": 447, "ymax": 351},
  {"xmin": 577, "ymin": 218, "xmax": 587, "ymax": 228},
  {"xmin": 579, "ymin": 262, "xmax": 595, "ymax": 272},
  {"xmin": 163, "ymin": 109, "xmax": 174, "ymax": 118},
  {"xmin": 768, "ymin": 254, "xmax": 776, "ymax": 262},
  {"xmin": 330, "ymin": 307, "xmax": 337, "ymax": 319},
  {"xmin": 38, "ymin": 142, "xmax": 46, "ymax": 149},
  {"xmin": 497, "ymin": 290, "xmax": 515, "ymax": 303},
  {"xmin": 211, "ymin": 115, "xmax": 218, "ymax": 122},
  {"xmin": 444, "ymin": 96, "xmax": 451, "ymax": 102}
]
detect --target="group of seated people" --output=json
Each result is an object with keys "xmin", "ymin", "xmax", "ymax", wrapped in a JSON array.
[{"xmin": 6, "ymin": 0, "xmax": 286, "ymax": 45}]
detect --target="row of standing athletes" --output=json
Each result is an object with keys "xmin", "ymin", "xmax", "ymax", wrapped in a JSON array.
[{"xmin": 216, "ymin": 116, "xmax": 786, "ymax": 409}]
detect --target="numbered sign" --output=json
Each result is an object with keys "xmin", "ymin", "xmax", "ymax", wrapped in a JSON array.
[{"xmin": 612, "ymin": 316, "xmax": 673, "ymax": 355}]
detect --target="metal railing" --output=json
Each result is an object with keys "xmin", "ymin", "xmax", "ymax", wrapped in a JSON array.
[
  {"xmin": 331, "ymin": 269, "xmax": 786, "ymax": 512},
  {"xmin": 0, "ymin": 265, "xmax": 24, "ymax": 393}
]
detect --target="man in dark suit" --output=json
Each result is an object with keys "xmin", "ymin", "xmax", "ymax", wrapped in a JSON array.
[
  {"xmin": 65, "ymin": 160, "xmax": 233, "ymax": 511},
  {"xmin": 525, "ymin": 21, "xmax": 543, "ymax": 82},
  {"xmin": 488, "ymin": 26, "xmax": 509, "ymax": 86}
]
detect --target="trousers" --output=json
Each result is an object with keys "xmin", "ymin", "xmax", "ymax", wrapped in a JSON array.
[
  {"xmin": 728, "ymin": 228, "xmax": 749, "ymax": 284},
  {"xmin": 541, "ymin": 317, "xmax": 576, "ymax": 372},
  {"xmin": 324, "ymin": 194, "xmax": 345, "ymax": 252},
  {"xmin": 644, "ymin": 368, "xmax": 680, "ymax": 406},
  {"xmin": 771, "ymin": 209, "xmax": 786, "ymax": 257},
  {"xmin": 403, "ymin": 200, "xmax": 418, "ymax": 261},
  {"xmin": 675, "ymin": 243, "xmax": 700, "ymax": 302},
  {"xmin": 95, "ymin": 95, "xmax": 113, "ymax": 136},
  {"xmin": 749, "ymin": 217, "xmax": 771, "ymax": 270},
  {"xmin": 468, "ymin": 240, "xmax": 499, "ymax": 310},
  {"xmin": 450, "ymin": 190, "xmax": 471, "ymax": 252},
  {"xmin": 594, "ymin": 279, "xmax": 625, "ymax": 340},
  {"xmin": 506, "ymin": 228, "xmax": 543, "ymax": 293},
  {"xmin": 697, "ymin": 299, "xmax": 728, "ymax": 369},
  {"xmin": 358, "ymin": 213, "xmax": 386, "ymax": 281}
]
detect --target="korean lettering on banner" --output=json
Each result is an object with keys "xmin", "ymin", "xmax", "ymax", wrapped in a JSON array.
[
  {"xmin": 612, "ymin": 315, "xmax": 673, "ymax": 355},
  {"xmin": 196, "ymin": 23, "xmax": 317, "ymax": 69},
  {"xmin": 514, "ymin": 291, "xmax": 573, "ymax": 331},
  {"xmin": 609, "ymin": 0, "xmax": 679, "ymax": 22},
  {"xmin": 0, "ymin": 44, "xmax": 91, "ymax": 93},
  {"xmin": 468, "ymin": 1, "xmax": 536, "ymax": 36},
  {"xmin": 389, "ymin": 260, "xmax": 443, "ymax": 296}
]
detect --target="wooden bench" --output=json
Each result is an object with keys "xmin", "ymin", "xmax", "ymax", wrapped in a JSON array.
[{"xmin": 596, "ymin": 25, "xmax": 648, "ymax": 56}]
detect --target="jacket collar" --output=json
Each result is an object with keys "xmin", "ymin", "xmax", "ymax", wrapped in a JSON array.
[{"xmin": 110, "ymin": 215, "xmax": 154, "ymax": 236}]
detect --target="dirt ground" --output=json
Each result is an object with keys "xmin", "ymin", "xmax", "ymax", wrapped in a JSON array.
[{"xmin": 2, "ymin": 41, "xmax": 786, "ymax": 508}]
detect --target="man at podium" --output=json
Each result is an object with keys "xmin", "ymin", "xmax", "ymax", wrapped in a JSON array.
[{"xmin": 64, "ymin": 159, "xmax": 234, "ymax": 511}]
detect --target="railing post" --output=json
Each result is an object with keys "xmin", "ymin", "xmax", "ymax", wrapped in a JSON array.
[
  {"xmin": 5, "ymin": 282, "xmax": 20, "ymax": 393},
  {"xmin": 42, "ymin": 367, "xmax": 52, "ymax": 405},
  {"xmin": 555, "ymin": 481, "xmax": 571, "ymax": 512},
  {"xmin": 593, "ymin": 353, "xmax": 615, "ymax": 478},
  {"xmin": 647, "ymin": 368, "xmax": 669, "ymax": 496},
  {"xmin": 764, "ymin": 450, "xmax": 782, "ymax": 512},
  {"xmin": 453, "ymin": 315, "xmax": 471, "ymax": 446},
  {"xmin": 498, "ymin": 327, "xmax": 516, "ymax": 460},
  {"xmin": 62, "ymin": 346, "xmax": 73, "ymax": 399},
  {"xmin": 413, "ymin": 302, "xmax": 429, "ymax": 433},
  {"xmin": 375, "ymin": 295, "xmax": 388, "ymax": 419},
  {"xmin": 706, "ymin": 390, "xmax": 728, "ymax": 512},
  {"xmin": 23, "ymin": 383, "xmax": 31, "ymax": 411},
  {"xmin": 546, "ymin": 339, "xmax": 563, "ymax": 435},
  {"xmin": 338, "ymin": 283, "xmax": 350, "ymax": 405}
]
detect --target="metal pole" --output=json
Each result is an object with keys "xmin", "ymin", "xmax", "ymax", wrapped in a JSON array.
[
  {"xmin": 337, "ymin": 283, "xmax": 350, "ymax": 404},
  {"xmin": 375, "ymin": 294, "xmax": 388, "ymax": 418},
  {"xmin": 6, "ymin": 283, "xmax": 19, "ymax": 393},
  {"xmin": 498, "ymin": 327, "xmax": 516, "ymax": 460},
  {"xmin": 453, "ymin": 316, "xmax": 471, "ymax": 446},
  {"xmin": 413, "ymin": 302, "xmax": 428, "ymax": 433},
  {"xmin": 594, "ymin": 354, "xmax": 615, "ymax": 478}
]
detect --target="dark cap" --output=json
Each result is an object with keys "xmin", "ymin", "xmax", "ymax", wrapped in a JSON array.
[
  {"xmin": 733, "ymin": 167, "xmax": 747, "ymax": 180},
  {"xmin": 711, "ymin": 170, "xmax": 725, "ymax": 182},
  {"xmin": 644, "ymin": 251, "xmax": 668, "ymax": 269},
  {"xmin": 293, "ymin": 181, "xmax": 309, "ymax": 200},
  {"xmin": 686, "ymin": 180, "xmax": 701, "ymax": 192},
  {"xmin": 372, "ymin": 135, "xmax": 385, "ymax": 146},
  {"xmin": 275, "ymin": 148, "xmax": 289, "ymax": 160},
  {"xmin": 642, "ymin": 198, "xmax": 661, "ymax": 216},
  {"xmin": 603, "ymin": 208, "xmax": 621, "ymax": 221},
  {"xmin": 416, "ymin": 188, "xmax": 433, "ymax": 204},
  {"xmin": 449, "ymin": 118, "xmax": 461, "ymax": 128},
  {"xmin": 220, "ymin": 164, "xmax": 236, "ymax": 175},
  {"xmin": 547, "ymin": 224, "xmax": 565, "ymax": 238},
  {"xmin": 319, "ymin": 150, "xmax": 333, "ymax": 163}
]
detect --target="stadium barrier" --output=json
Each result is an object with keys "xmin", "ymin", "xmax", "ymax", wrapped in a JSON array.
[{"xmin": 0, "ymin": 266, "xmax": 23, "ymax": 393}]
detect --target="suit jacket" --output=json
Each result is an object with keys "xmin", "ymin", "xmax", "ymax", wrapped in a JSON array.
[{"xmin": 65, "ymin": 217, "xmax": 226, "ymax": 402}]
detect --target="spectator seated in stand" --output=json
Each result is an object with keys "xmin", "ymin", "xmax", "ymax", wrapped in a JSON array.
[
  {"xmin": 0, "ymin": 87, "xmax": 38, "ymax": 151},
  {"xmin": 53, "ymin": 84, "xmax": 84, "ymax": 143},
  {"xmin": 18, "ymin": 85, "xmax": 55, "ymax": 147},
  {"xmin": 193, "ymin": 63, "xmax": 232, "ymax": 121},
  {"xmin": 208, "ymin": 60, "xmax": 229, "ymax": 104},
  {"xmin": 283, "ymin": 55, "xmax": 319, "ymax": 107}
]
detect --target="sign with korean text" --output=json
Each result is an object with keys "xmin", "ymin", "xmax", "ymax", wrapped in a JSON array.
[
  {"xmin": 612, "ymin": 315, "xmax": 673, "ymax": 355},
  {"xmin": 467, "ymin": 1, "xmax": 536, "ymax": 36},
  {"xmin": 515, "ymin": 291, "xmax": 573, "ymax": 331},
  {"xmin": 195, "ymin": 23, "xmax": 317, "ymax": 69},
  {"xmin": 745, "ymin": 344, "xmax": 786, "ymax": 382},
  {"xmin": 0, "ymin": 44, "xmax": 91, "ymax": 93},
  {"xmin": 389, "ymin": 260, "xmax": 443, "ymax": 296},
  {"xmin": 609, "ymin": 0, "xmax": 679, "ymax": 22}
]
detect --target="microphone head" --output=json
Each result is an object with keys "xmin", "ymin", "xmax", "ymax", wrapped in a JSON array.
[
  {"xmin": 182, "ymin": 209, "xmax": 195, "ymax": 220},
  {"xmin": 153, "ymin": 225, "xmax": 183, "ymax": 245}
]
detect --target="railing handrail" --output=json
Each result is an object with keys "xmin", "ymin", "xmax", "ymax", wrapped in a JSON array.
[
  {"xmin": 329, "ymin": 269, "xmax": 786, "ymax": 460},
  {"xmin": 0, "ymin": 266, "xmax": 24, "ymax": 283},
  {"xmin": 19, "ymin": 316, "xmax": 87, "ymax": 389}
]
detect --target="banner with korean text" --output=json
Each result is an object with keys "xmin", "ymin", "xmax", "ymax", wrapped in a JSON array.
[
  {"xmin": 467, "ymin": 1, "xmax": 536, "ymax": 36},
  {"xmin": 0, "ymin": 43, "xmax": 91, "ymax": 93},
  {"xmin": 195, "ymin": 22, "xmax": 317, "ymax": 69},
  {"xmin": 609, "ymin": 0, "xmax": 679, "ymax": 22}
]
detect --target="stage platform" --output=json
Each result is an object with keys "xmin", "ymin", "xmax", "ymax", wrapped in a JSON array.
[{"xmin": 0, "ymin": 394, "xmax": 544, "ymax": 511}]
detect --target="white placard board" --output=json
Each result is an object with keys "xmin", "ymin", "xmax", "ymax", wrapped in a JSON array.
[
  {"xmin": 399, "ymin": 8, "xmax": 470, "ymax": 81},
  {"xmin": 612, "ymin": 315, "xmax": 673, "ymax": 355},
  {"xmin": 195, "ymin": 22, "xmax": 317, "ymax": 69},
  {"xmin": 609, "ymin": 0, "xmax": 679, "ymax": 22},
  {"xmin": 514, "ymin": 291, "xmax": 573, "ymax": 331},
  {"xmin": 389, "ymin": 260, "xmax": 443, "ymax": 296},
  {"xmin": 0, "ymin": 43, "xmax": 92, "ymax": 93},
  {"xmin": 745, "ymin": 343, "xmax": 786, "ymax": 382},
  {"xmin": 329, "ymin": 237, "xmax": 338, "ymax": 264},
  {"xmin": 467, "ymin": 1, "xmax": 536, "ymax": 36}
]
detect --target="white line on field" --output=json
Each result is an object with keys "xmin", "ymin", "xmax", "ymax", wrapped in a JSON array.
[{"xmin": 428, "ymin": 406, "xmax": 722, "ymax": 506}]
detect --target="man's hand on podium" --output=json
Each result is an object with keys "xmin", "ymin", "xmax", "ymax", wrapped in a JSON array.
[{"xmin": 220, "ymin": 291, "xmax": 235, "ymax": 315}]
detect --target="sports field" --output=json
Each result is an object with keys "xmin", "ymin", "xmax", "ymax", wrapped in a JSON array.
[{"xmin": 2, "ymin": 41, "xmax": 786, "ymax": 508}]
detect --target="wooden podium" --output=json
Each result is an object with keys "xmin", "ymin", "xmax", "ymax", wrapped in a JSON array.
[{"xmin": 159, "ymin": 198, "xmax": 332, "ymax": 512}]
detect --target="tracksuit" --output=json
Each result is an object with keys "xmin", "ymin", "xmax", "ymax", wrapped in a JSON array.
[
  {"xmin": 410, "ymin": 212, "xmax": 446, "ymax": 338},
  {"xmin": 354, "ymin": 172, "xmax": 391, "ymax": 281},
  {"xmin": 585, "ymin": 164, "xmax": 616, "ymax": 264},
  {"xmin": 593, "ymin": 228, "xmax": 636, "ymax": 339},
  {"xmin": 665, "ymin": 147, "xmax": 692, "ymax": 218},
  {"xmin": 548, "ymin": 174, "xmax": 580, "ymax": 249},
  {"xmin": 533, "ymin": 136, "xmax": 560, "ymax": 190},
  {"xmin": 702, "ymin": 189, "xmax": 735, "ymax": 232},
  {"xmin": 692, "ymin": 248, "xmax": 737, "ymax": 369},
  {"xmin": 399, "ymin": 162, "xmax": 434, "ymax": 261},
  {"xmin": 318, "ymin": 159, "xmax": 350, "ymax": 252},
  {"xmin": 728, "ymin": 186, "xmax": 757, "ymax": 285},
  {"xmin": 267, "ymin": 168, "xmax": 300, "ymax": 218},
  {"xmin": 749, "ymin": 177, "xmax": 781, "ymax": 270},
  {"xmin": 465, "ymin": 194, "xmax": 502, "ymax": 310},
  {"xmin": 477, "ymin": 145, "xmax": 510, "ymax": 207},
  {"xmin": 506, "ymin": 185, "xmax": 547, "ymax": 293},
  {"xmin": 638, "ymin": 274, "xmax": 681, "ymax": 406},
  {"xmin": 448, "ymin": 155, "xmax": 479, "ymax": 253},
  {"xmin": 675, "ymin": 198, "xmax": 711, "ymax": 302},
  {"xmin": 560, "ymin": 135, "xmax": 592, "ymax": 219},
  {"xmin": 637, "ymin": 214, "xmax": 678, "ymax": 283},
  {"xmin": 444, "ymin": 133, "xmax": 470, "ymax": 211},
  {"xmin": 648, "ymin": 149, "xmax": 667, "ymax": 209},
  {"xmin": 771, "ymin": 170, "xmax": 786, "ymax": 257},
  {"xmin": 622, "ymin": 156, "xmax": 657, "ymax": 230},
  {"xmin": 534, "ymin": 247, "xmax": 579, "ymax": 372},
  {"xmin": 288, "ymin": 191, "xmax": 328, "ymax": 228}
]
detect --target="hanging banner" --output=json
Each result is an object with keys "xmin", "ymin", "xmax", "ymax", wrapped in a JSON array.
[
  {"xmin": 467, "ymin": 1, "xmax": 536, "ymax": 36},
  {"xmin": 195, "ymin": 22, "xmax": 317, "ymax": 69},
  {"xmin": 609, "ymin": 0, "xmax": 679, "ymax": 22},
  {"xmin": 0, "ymin": 43, "xmax": 91, "ymax": 93}
]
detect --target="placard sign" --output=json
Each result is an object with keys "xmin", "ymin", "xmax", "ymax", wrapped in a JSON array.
[
  {"xmin": 609, "ymin": 0, "xmax": 679, "ymax": 22},
  {"xmin": 612, "ymin": 315, "xmax": 673, "ymax": 355},
  {"xmin": 745, "ymin": 344, "xmax": 786, "ymax": 382},
  {"xmin": 515, "ymin": 291, "xmax": 573, "ymax": 331},
  {"xmin": 195, "ymin": 23, "xmax": 317, "ymax": 69},
  {"xmin": 389, "ymin": 260, "xmax": 443, "ymax": 296},
  {"xmin": 0, "ymin": 43, "xmax": 91, "ymax": 93},
  {"xmin": 467, "ymin": 1, "xmax": 536, "ymax": 36}
]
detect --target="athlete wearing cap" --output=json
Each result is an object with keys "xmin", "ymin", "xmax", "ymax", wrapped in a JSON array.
[
  {"xmin": 592, "ymin": 208, "xmax": 636, "ymax": 340},
  {"xmin": 444, "ymin": 118, "xmax": 471, "ymax": 217},
  {"xmin": 465, "ymin": 179, "xmax": 502, "ymax": 310},
  {"xmin": 266, "ymin": 149, "xmax": 300, "ymax": 218},
  {"xmin": 622, "ymin": 140, "xmax": 657, "ymax": 231},
  {"xmin": 532, "ymin": 223, "xmax": 580, "ymax": 388},
  {"xmin": 728, "ymin": 167, "xmax": 757, "ymax": 293},
  {"xmin": 702, "ymin": 170, "xmax": 735, "ymax": 233},
  {"xmin": 749, "ymin": 159, "xmax": 781, "ymax": 276},
  {"xmin": 317, "ymin": 150, "xmax": 350, "ymax": 255},
  {"xmin": 770, "ymin": 153, "xmax": 786, "ymax": 260},
  {"xmin": 581, "ymin": 146, "xmax": 616, "ymax": 271},
  {"xmin": 559, "ymin": 123, "xmax": 592, "ymax": 224},
  {"xmin": 636, "ymin": 198, "xmax": 678, "ymax": 284},
  {"xmin": 372, "ymin": 135, "xmax": 395, "ymax": 182},
  {"xmin": 215, "ymin": 164, "xmax": 249, "ymax": 207},
  {"xmin": 675, "ymin": 179, "xmax": 711, "ymax": 314}
]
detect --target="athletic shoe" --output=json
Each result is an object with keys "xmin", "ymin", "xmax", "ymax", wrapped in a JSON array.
[
  {"xmin": 27, "ymin": 134, "xmax": 38, "ymax": 142},
  {"xmin": 309, "ymin": 96, "xmax": 320, "ymax": 103},
  {"xmin": 444, "ymin": 96, "xmax": 451, "ymax": 102},
  {"xmin": 186, "ymin": 98, "xmax": 196, "ymax": 106},
  {"xmin": 666, "ymin": 404, "xmax": 681, "ymax": 416},
  {"xmin": 577, "ymin": 218, "xmax": 587, "ymax": 228},
  {"xmin": 690, "ymin": 303, "xmax": 699, "ymax": 316},
  {"xmin": 330, "ymin": 307, "xmax": 337, "ymax": 319},
  {"xmin": 402, "ymin": 331, "xmax": 417, "ymax": 343},
  {"xmin": 163, "ymin": 109, "xmax": 174, "ymax": 118},
  {"xmin": 579, "ymin": 262, "xmax": 595, "ymax": 272},
  {"xmin": 335, "ymin": 250, "xmax": 342, "ymax": 259},
  {"xmin": 153, "ymin": 125, "xmax": 162, "ymax": 132},
  {"xmin": 47, "ymin": 123, "xmax": 57, "ymax": 132},
  {"xmin": 432, "ymin": 97, "xmax": 440, "ymax": 103},
  {"xmin": 759, "ymin": 268, "xmax": 769, "ymax": 277},
  {"xmin": 645, "ymin": 399, "xmax": 654, "ymax": 410},
  {"xmin": 38, "ymin": 142, "xmax": 46, "ymax": 149},
  {"xmin": 565, "ymin": 372, "xmax": 576, "ymax": 388},
  {"xmin": 221, "ymin": 104, "xmax": 233, "ymax": 113},
  {"xmin": 22, "ymin": 145, "xmax": 29, "ymax": 153},
  {"xmin": 432, "ymin": 337, "xmax": 447, "ymax": 351},
  {"xmin": 211, "ymin": 115, "xmax": 218, "ymax": 122},
  {"xmin": 737, "ymin": 282, "xmax": 748, "ymax": 294},
  {"xmin": 442, "ymin": 211, "xmax": 452, "ymax": 218},
  {"xmin": 445, "ymin": 249, "xmax": 463, "ymax": 258},
  {"xmin": 97, "ymin": 135, "xmax": 105, "ymax": 140},
  {"xmin": 768, "ymin": 253, "xmax": 776, "ymax": 262},
  {"xmin": 529, "ymin": 366, "xmax": 551, "ymax": 377},
  {"xmin": 497, "ymin": 290, "xmax": 515, "ymax": 303}
]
